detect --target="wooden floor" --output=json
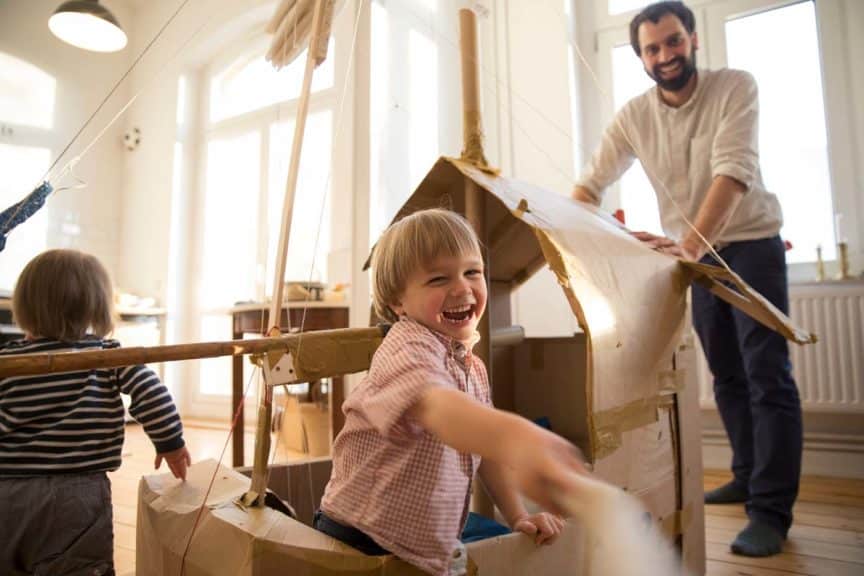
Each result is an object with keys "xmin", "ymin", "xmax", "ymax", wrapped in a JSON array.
[{"xmin": 112, "ymin": 423, "xmax": 864, "ymax": 575}]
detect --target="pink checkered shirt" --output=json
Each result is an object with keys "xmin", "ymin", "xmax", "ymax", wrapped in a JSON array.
[{"xmin": 320, "ymin": 317, "xmax": 491, "ymax": 575}]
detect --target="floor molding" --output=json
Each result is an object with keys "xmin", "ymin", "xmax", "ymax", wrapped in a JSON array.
[{"xmin": 702, "ymin": 427, "xmax": 864, "ymax": 479}]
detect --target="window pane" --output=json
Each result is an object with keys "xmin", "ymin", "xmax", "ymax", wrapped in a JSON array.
[
  {"xmin": 608, "ymin": 0, "xmax": 651, "ymax": 17},
  {"xmin": 370, "ymin": 0, "xmax": 441, "ymax": 242},
  {"xmin": 0, "ymin": 143, "xmax": 51, "ymax": 291},
  {"xmin": 198, "ymin": 314, "xmax": 232, "ymax": 395},
  {"xmin": 726, "ymin": 1, "xmax": 834, "ymax": 263},
  {"xmin": 0, "ymin": 52, "xmax": 56, "ymax": 129},
  {"xmin": 209, "ymin": 41, "xmax": 334, "ymax": 123},
  {"xmin": 612, "ymin": 44, "xmax": 663, "ymax": 235},
  {"xmin": 201, "ymin": 131, "xmax": 261, "ymax": 308},
  {"xmin": 267, "ymin": 110, "xmax": 332, "ymax": 291},
  {"xmin": 408, "ymin": 28, "xmax": 438, "ymax": 190}
]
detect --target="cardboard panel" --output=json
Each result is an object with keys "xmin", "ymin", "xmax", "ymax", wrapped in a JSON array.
[
  {"xmin": 511, "ymin": 336, "xmax": 590, "ymax": 452},
  {"xmin": 138, "ymin": 460, "xmax": 583, "ymax": 576}
]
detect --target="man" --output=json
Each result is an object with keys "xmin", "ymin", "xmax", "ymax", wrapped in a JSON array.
[{"xmin": 572, "ymin": 1, "xmax": 802, "ymax": 558}]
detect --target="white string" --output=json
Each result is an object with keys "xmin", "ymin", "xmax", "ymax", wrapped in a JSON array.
[
  {"xmin": 1, "ymin": 0, "xmax": 212, "ymax": 242},
  {"xmin": 391, "ymin": 0, "xmax": 733, "ymax": 273},
  {"xmin": 540, "ymin": 0, "xmax": 732, "ymax": 272},
  {"xmin": 296, "ymin": 0, "xmax": 365, "ymax": 350}
]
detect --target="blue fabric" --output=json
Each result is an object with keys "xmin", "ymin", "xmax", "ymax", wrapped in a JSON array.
[
  {"xmin": 314, "ymin": 509, "xmax": 512, "ymax": 554},
  {"xmin": 460, "ymin": 511, "xmax": 511, "ymax": 543},
  {"xmin": 533, "ymin": 416, "xmax": 552, "ymax": 431},
  {"xmin": 692, "ymin": 236, "xmax": 801, "ymax": 536},
  {"xmin": 0, "ymin": 181, "xmax": 53, "ymax": 252}
]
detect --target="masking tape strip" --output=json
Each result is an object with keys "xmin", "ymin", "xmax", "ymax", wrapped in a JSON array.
[
  {"xmin": 593, "ymin": 391, "xmax": 677, "ymax": 459},
  {"xmin": 512, "ymin": 198, "xmax": 530, "ymax": 220},
  {"xmin": 657, "ymin": 369, "xmax": 687, "ymax": 393},
  {"xmin": 461, "ymin": 111, "xmax": 500, "ymax": 175},
  {"xmin": 661, "ymin": 504, "xmax": 693, "ymax": 538}
]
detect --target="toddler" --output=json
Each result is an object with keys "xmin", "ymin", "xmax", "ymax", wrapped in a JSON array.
[{"xmin": 0, "ymin": 249, "xmax": 190, "ymax": 576}]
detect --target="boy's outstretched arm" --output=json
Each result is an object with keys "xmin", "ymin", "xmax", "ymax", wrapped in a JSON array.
[{"xmin": 410, "ymin": 387, "xmax": 587, "ymax": 516}]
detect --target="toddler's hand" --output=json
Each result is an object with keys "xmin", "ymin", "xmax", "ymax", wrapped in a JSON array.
[
  {"xmin": 155, "ymin": 446, "xmax": 192, "ymax": 480},
  {"xmin": 512, "ymin": 512, "xmax": 565, "ymax": 545}
]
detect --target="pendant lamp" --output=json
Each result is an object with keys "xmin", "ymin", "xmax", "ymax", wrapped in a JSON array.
[{"xmin": 48, "ymin": 0, "xmax": 127, "ymax": 53}]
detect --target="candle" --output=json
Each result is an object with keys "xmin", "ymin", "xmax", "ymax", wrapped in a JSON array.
[{"xmin": 835, "ymin": 213, "xmax": 846, "ymax": 243}]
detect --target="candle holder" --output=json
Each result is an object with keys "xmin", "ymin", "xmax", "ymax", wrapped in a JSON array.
[
  {"xmin": 816, "ymin": 245, "xmax": 825, "ymax": 281},
  {"xmin": 837, "ymin": 241, "xmax": 851, "ymax": 280}
]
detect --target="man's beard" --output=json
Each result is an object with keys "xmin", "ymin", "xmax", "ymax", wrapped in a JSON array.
[{"xmin": 647, "ymin": 52, "xmax": 697, "ymax": 92}]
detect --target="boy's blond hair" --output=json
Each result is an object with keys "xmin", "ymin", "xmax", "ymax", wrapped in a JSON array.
[
  {"xmin": 13, "ymin": 249, "xmax": 115, "ymax": 341},
  {"xmin": 371, "ymin": 209, "xmax": 482, "ymax": 322}
]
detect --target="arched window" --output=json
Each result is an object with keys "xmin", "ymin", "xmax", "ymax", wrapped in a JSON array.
[
  {"xmin": 0, "ymin": 52, "xmax": 57, "ymax": 291},
  {"xmin": 190, "ymin": 36, "xmax": 338, "ymax": 401}
]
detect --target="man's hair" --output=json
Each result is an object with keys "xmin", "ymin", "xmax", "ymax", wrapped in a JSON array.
[
  {"xmin": 371, "ymin": 209, "xmax": 482, "ymax": 323},
  {"xmin": 629, "ymin": 1, "xmax": 696, "ymax": 56},
  {"xmin": 13, "ymin": 249, "xmax": 115, "ymax": 341}
]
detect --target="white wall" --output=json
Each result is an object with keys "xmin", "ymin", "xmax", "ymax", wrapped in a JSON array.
[
  {"xmin": 485, "ymin": 0, "xmax": 582, "ymax": 337},
  {"xmin": 0, "ymin": 0, "xmax": 133, "ymax": 282}
]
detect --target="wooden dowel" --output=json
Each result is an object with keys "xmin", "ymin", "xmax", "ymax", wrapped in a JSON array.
[
  {"xmin": 458, "ymin": 8, "xmax": 488, "ymax": 167},
  {"xmin": 0, "ymin": 327, "xmax": 382, "ymax": 378}
]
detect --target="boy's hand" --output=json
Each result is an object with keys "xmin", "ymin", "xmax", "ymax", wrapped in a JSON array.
[
  {"xmin": 512, "ymin": 512, "xmax": 565, "ymax": 545},
  {"xmin": 155, "ymin": 446, "xmax": 192, "ymax": 480},
  {"xmin": 514, "ymin": 429, "xmax": 589, "ymax": 516}
]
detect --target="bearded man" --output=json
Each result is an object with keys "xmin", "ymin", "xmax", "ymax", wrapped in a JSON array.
[{"xmin": 572, "ymin": 0, "xmax": 802, "ymax": 559}]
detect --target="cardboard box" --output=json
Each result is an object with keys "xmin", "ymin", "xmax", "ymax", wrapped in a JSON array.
[
  {"xmin": 136, "ymin": 459, "xmax": 586, "ymax": 575},
  {"xmin": 280, "ymin": 395, "xmax": 331, "ymax": 457}
]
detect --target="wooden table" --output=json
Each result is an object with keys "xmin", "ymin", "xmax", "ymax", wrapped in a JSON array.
[{"xmin": 230, "ymin": 302, "xmax": 349, "ymax": 467}]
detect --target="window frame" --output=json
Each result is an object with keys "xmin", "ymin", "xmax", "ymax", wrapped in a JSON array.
[{"xmin": 181, "ymin": 29, "xmax": 344, "ymax": 419}]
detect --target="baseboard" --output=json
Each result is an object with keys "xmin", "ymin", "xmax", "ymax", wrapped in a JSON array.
[{"xmin": 702, "ymin": 424, "xmax": 864, "ymax": 479}]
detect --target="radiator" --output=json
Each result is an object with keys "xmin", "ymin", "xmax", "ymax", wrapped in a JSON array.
[{"xmin": 697, "ymin": 280, "xmax": 864, "ymax": 413}]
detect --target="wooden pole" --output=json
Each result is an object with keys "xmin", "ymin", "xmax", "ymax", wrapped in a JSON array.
[
  {"xmin": 458, "ymin": 8, "xmax": 488, "ymax": 168},
  {"xmin": 268, "ymin": 0, "xmax": 330, "ymax": 331},
  {"xmin": 0, "ymin": 327, "xmax": 383, "ymax": 378},
  {"xmin": 459, "ymin": 7, "xmax": 494, "ymax": 519},
  {"xmin": 249, "ymin": 0, "xmax": 330, "ymax": 506}
]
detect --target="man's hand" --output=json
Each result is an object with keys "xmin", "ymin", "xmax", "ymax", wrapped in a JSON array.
[
  {"xmin": 512, "ymin": 512, "xmax": 566, "ymax": 546},
  {"xmin": 155, "ymin": 446, "xmax": 192, "ymax": 481},
  {"xmin": 632, "ymin": 231, "xmax": 702, "ymax": 261},
  {"xmin": 572, "ymin": 185, "xmax": 600, "ymax": 206}
]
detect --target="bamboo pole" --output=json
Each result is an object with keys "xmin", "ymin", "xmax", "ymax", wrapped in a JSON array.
[
  {"xmin": 250, "ymin": 0, "xmax": 331, "ymax": 507},
  {"xmin": 0, "ymin": 327, "xmax": 383, "ymax": 378}
]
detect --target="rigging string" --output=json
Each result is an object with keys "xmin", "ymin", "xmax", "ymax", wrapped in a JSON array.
[
  {"xmin": 179, "ymin": 363, "xmax": 261, "ymax": 575},
  {"xmin": 0, "ymin": 0, "xmax": 209, "ymax": 237},
  {"xmin": 178, "ymin": 0, "xmax": 369, "ymax": 566},
  {"xmin": 392, "ymin": 0, "xmax": 734, "ymax": 274},
  {"xmin": 266, "ymin": 0, "xmax": 368, "ymax": 516},
  {"xmin": 548, "ymin": 0, "xmax": 732, "ymax": 272},
  {"xmin": 2, "ymin": 0, "xmax": 734, "ymax": 566}
]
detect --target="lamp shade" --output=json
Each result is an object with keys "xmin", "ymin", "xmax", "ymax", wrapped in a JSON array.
[{"xmin": 48, "ymin": 0, "xmax": 127, "ymax": 53}]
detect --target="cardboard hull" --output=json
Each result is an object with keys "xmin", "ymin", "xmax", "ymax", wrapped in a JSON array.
[{"xmin": 136, "ymin": 459, "xmax": 586, "ymax": 576}]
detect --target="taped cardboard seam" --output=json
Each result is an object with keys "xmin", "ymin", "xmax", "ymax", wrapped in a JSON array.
[
  {"xmin": 593, "ymin": 393, "xmax": 676, "ymax": 459},
  {"xmin": 657, "ymin": 369, "xmax": 686, "ymax": 394}
]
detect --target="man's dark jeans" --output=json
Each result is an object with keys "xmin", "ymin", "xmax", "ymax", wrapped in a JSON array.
[{"xmin": 692, "ymin": 235, "xmax": 802, "ymax": 535}]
